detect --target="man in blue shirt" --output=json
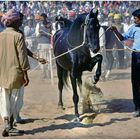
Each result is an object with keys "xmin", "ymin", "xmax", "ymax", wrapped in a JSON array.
[{"xmin": 111, "ymin": 9, "xmax": 140, "ymax": 117}]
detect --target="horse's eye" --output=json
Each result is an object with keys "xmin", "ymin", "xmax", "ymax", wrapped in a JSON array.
[{"xmin": 96, "ymin": 24, "xmax": 100, "ymax": 28}]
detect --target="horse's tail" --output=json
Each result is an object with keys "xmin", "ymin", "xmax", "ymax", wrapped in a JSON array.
[
  {"xmin": 62, "ymin": 69, "xmax": 71, "ymax": 89},
  {"xmin": 56, "ymin": 62, "xmax": 71, "ymax": 89}
]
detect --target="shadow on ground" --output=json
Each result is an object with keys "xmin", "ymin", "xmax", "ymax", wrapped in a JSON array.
[
  {"xmin": 24, "ymin": 116, "xmax": 131, "ymax": 136},
  {"xmin": 23, "ymin": 99, "xmax": 133, "ymax": 136},
  {"xmin": 101, "ymin": 99, "xmax": 134, "ymax": 113}
]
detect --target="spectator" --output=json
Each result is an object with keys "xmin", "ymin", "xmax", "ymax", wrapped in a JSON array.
[
  {"xmin": 111, "ymin": 9, "xmax": 140, "ymax": 117},
  {"xmin": 35, "ymin": 13, "xmax": 52, "ymax": 78},
  {"xmin": 113, "ymin": 13, "xmax": 125, "ymax": 69},
  {"xmin": 0, "ymin": 9, "xmax": 30, "ymax": 137},
  {"xmin": 108, "ymin": 12, "xmax": 114, "ymax": 26}
]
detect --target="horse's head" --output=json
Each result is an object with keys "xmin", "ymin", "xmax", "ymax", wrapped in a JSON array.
[
  {"xmin": 85, "ymin": 9, "xmax": 100, "ymax": 53},
  {"xmin": 67, "ymin": 9, "xmax": 100, "ymax": 53}
]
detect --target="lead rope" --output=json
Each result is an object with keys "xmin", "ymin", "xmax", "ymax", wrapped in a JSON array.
[
  {"xmin": 28, "ymin": 24, "xmax": 117, "ymax": 74},
  {"xmin": 28, "ymin": 24, "xmax": 110, "ymax": 74}
]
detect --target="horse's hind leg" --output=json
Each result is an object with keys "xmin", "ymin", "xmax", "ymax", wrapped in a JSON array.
[
  {"xmin": 77, "ymin": 73, "xmax": 82, "ymax": 93},
  {"xmin": 77, "ymin": 72, "xmax": 84, "ymax": 115},
  {"xmin": 56, "ymin": 63, "xmax": 65, "ymax": 110}
]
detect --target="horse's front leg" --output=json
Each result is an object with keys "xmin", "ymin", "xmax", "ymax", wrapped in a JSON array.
[
  {"xmin": 57, "ymin": 63, "xmax": 65, "ymax": 110},
  {"xmin": 93, "ymin": 54, "xmax": 103, "ymax": 84},
  {"xmin": 70, "ymin": 53, "xmax": 80, "ymax": 119},
  {"xmin": 58, "ymin": 80, "xmax": 64, "ymax": 110},
  {"xmin": 89, "ymin": 54, "xmax": 103, "ymax": 84},
  {"xmin": 70, "ymin": 74, "xmax": 79, "ymax": 119}
]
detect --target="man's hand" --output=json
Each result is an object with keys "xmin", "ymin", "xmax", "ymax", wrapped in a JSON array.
[
  {"xmin": 33, "ymin": 53, "xmax": 49, "ymax": 64},
  {"xmin": 110, "ymin": 26, "xmax": 123, "ymax": 41},
  {"xmin": 38, "ymin": 57, "xmax": 48, "ymax": 64},
  {"xmin": 110, "ymin": 26, "xmax": 118, "ymax": 32}
]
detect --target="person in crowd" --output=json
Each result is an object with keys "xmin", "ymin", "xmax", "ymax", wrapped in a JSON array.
[
  {"xmin": 98, "ymin": 15, "xmax": 106, "ymax": 75},
  {"xmin": 24, "ymin": 17, "xmax": 35, "ymax": 37},
  {"xmin": 35, "ymin": 13, "xmax": 52, "ymax": 79},
  {"xmin": 0, "ymin": 8, "xmax": 30, "ymax": 137},
  {"xmin": 113, "ymin": 13, "xmax": 125, "ymax": 69},
  {"xmin": 107, "ymin": 12, "xmax": 114, "ymax": 26},
  {"xmin": 111, "ymin": 9, "xmax": 140, "ymax": 117},
  {"xmin": 68, "ymin": 10, "xmax": 76, "ymax": 21},
  {"xmin": 0, "ymin": 12, "xmax": 4, "ymax": 32},
  {"xmin": 123, "ymin": 14, "xmax": 133, "ymax": 32}
]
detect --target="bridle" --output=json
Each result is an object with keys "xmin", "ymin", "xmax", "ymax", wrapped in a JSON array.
[{"xmin": 67, "ymin": 14, "xmax": 94, "ymax": 48}]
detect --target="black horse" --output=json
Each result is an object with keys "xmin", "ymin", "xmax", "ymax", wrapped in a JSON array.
[{"xmin": 53, "ymin": 9, "xmax": 103, "ymax": 119}]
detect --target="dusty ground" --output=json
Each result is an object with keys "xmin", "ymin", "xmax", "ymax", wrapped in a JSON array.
[{"xmin": 0, "ymin": 65, "xmax": 140, "ymax": 139}]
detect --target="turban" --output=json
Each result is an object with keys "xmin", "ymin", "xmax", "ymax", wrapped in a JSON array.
[
  {"xmin": 108, "ymin": 13, "xmax": 114, "ymax": 18},
  {"xmin": 69, "ymin": 11, "xmax": 76, "ymax": 17},
  {"xmin": 1, "ymin": 9, "xmax": 20, "ymax": 26},
  {"xmin": 113, "ymin": 14, "xmax": 121, "ymax": 20},
  {"xmin": 132, "ymin": 9, "xmax": 140, "ymax": 18},
  {"xmin": 125, "ymin": 13, "xmax": 130, "ymax": 17}
]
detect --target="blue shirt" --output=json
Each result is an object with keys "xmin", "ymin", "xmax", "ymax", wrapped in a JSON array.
[{"xmin": 122, "ymin": 24, "xmax": 140, "ymax": 50}]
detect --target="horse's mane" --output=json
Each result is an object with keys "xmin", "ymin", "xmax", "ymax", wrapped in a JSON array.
[
  {"xmin": 55, "ymin": 16, "xmax": 73, "ymax": 29},
  {"xmin": 63, "ymin": 18, "xmax": 73, "ymax": 28},
  {"xmin": 67, "ymin": 13, "xmax": 87, "ymax": 48}
]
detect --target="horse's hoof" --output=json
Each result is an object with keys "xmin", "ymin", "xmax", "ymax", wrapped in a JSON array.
[
  {"xmin": 58, "ymin": 106, "xmax": 65, "ymax": 110},
  {"xmin": 2, "ymin": 128, "xmax": 9, "ymax": 137},
  {"xmin": 71, "ymin": 117, "xmax": 80, "ymax": 123},
  {"xmin": 92, "ymin": 78, "xmax": 97, "ymax": 84},
  {"xmin": 79, "ymin": 113, "xmax": 97, "ymax": 125},
  {"xmin": 61, "ymin": 107, "xmax": 65, "ymax": 110},
  {"xmin": 92, "ymin": 76, "xmax": 99, "ymax": 84},
  {"xmin": 93, "ymin": 81, "xmax": 97, "ymax": 85}
]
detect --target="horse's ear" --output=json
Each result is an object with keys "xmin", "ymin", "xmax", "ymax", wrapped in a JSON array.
[{"xmin": 89, "ymin": 8, "xmax": 98, "ymax": 18}]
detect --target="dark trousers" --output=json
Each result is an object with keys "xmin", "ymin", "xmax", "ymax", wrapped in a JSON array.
[
  {"xmin": 106, "ymin": 51, "xmax": 114, "ymax": 70},
  {"xmin": 131, "ymin": 52, "xmax": 140, "ymax": 110},
  {"xmin": 116, "ymin": 41, "xmax": 125, "ymax": 69}
]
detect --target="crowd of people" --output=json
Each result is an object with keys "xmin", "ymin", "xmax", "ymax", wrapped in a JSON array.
[
  {"xmin": 0, "ymin": 1, "xmax": 137, "ymax": 73},
  {"xmin": 0, "ymin": 1, "xmax": 139, "ymax": 34},
  {"xmin": 0, "ymin": 0, "xmax": 140, "ymax": 137}
]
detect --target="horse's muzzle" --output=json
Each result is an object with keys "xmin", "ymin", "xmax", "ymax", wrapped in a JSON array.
[
  {"xmin": 89, "ymin": 44, "xmax": 100, "ymax": 53},
  {"xmin": 93, "ymin": 47, "xmax": 100, "ymax": 53}
]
